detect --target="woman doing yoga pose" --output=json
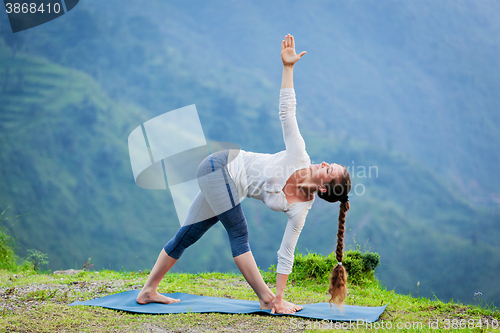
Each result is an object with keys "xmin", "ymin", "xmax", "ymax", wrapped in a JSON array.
[{"xmin": 137, "ymin": 34, "xmax": 351, "ymax": 314}]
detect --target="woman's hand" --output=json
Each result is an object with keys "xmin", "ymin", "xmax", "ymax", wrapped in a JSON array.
[{"xmin": 281, "ymin": 34, "xmax": 306, "ymax": 66}]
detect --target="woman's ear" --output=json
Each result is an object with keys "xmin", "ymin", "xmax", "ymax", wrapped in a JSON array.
[{"xmin": 318, "ymin": 185, "xmax": 327, "ymax": 193}]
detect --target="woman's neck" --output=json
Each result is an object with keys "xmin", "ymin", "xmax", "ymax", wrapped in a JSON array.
[{"xmin": 283, "ymin": 166, "xmax": 318, "ymax": 201}]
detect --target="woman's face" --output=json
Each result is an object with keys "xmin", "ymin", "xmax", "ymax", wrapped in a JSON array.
[{"xmin": 312, "ymin": 161, "xmax": 344, "ymax": 187}]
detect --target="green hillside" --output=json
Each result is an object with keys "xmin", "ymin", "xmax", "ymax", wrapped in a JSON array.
[
  {"xmin": 0, "ymin": 43, "xmax": 235, "ymax": 273},
  {"xmin": 295, "ymin": 134, "xmax": 500, "ymax": 306},
  {"xmin": 5, "ymin": 0, "xmax": 498, "ymax": 203}
]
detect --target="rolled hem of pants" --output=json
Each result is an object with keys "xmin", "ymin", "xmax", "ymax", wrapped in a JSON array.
[
  {"xmin": 163, "ymin": 244, "xmax": 183, "ymax": 260},
  {"xmin": 232, "ymin": 247, "xmax": 251, "ymax": 258}
]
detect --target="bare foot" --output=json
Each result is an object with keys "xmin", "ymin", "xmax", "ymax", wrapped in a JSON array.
[
  {"xmin": 266, "ymin": 297, "xmax": 303, "ymax": 314},
  {"xmin": 283, "ymin": 299, "xmax": 303, "ymax": 312},
  {"xmin": 136, "ymin": 289, "xmax": 180, "ymax": 305}
]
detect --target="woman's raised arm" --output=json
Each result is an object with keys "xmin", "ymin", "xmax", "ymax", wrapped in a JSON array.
[
  {"xmin": 281, "ymin": 34, "xmax": 306, "ymax": 89},
  {"xmin": 279, "ymin": 34, "xmax": 309, "ymax": 159}
]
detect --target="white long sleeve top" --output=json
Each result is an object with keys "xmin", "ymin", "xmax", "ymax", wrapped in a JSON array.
[{"xmin": 226, "ymin": 88, "xmax": 314, "ymax": 274}]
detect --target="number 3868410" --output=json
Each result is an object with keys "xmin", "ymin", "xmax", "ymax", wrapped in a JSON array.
[{"xmin": 5, "ymin": 2, "xmax": 62, "ymax": 14}]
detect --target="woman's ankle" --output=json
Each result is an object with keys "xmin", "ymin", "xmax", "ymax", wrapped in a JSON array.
[
  {"xmin": 259, "ymin": 291, "xmax": 275, "ymax": 305},
  {"xmin": 140, "ymin": 283, "xmax": 157, "ymax": 293}
]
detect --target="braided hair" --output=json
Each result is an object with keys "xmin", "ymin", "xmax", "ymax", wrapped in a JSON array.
[{"xmin": 317, "ymin": 166, "xmax": 351, "ymax": 309}]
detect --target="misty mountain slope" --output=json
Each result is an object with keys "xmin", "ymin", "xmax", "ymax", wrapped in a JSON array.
[
  {"xmin": 0, "ymin": 43, "xmax": 239, "ymax": 272},
  {"xmin": 88, "ymin": 0, "xmax": 500, "ymax": 202},
  {"xmin": 299, "ymin": 134, "xmax": 499, "ymax": 304}
]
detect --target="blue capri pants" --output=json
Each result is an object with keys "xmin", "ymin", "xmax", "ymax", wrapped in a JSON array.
[{"xmin": 164, "ymin": 150, "xmax": 250, "ymax": 259}]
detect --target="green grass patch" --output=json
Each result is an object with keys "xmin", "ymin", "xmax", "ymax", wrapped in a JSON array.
[{"xmin": 0, "ymin": 250, "xmax": 498, "ymax": 332}]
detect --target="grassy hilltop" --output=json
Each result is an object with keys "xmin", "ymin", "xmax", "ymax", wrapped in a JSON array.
[
  {"xmin": 0, "ymin": 255, "xmax": 498, "ymax": 331},
  {"xmin": 0, "ymin": 229, "xmax": 499, "ymax": 332}
]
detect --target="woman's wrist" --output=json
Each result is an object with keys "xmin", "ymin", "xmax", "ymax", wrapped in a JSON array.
[
  {"xmin": 281, "ymin": 66, "xmax": 294, "ymax": 89},
  {"xmin": 275, "ymin": 273, "xmax": 288, "ymax": 299}
]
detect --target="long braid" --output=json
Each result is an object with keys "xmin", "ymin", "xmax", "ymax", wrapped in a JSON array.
[
  {"xmin": 317, "ymin": 166, "xmax": 351, "ymax": 309},
  {"xmin": 336, "ymin": 201, "xmax": 348, "ymax": 262},
  {"xmin": 328, "ymin": 200, "xmax": 350, "ymax": 309}
]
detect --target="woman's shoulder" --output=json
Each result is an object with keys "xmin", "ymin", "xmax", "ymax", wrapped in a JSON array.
[{"xmin": 282, "ymin": 148, "xmax": 311, "ymax": 166}]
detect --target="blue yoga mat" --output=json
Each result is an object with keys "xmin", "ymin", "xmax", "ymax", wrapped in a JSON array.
[{"xmin": 70, "ymin": 290, "xmax": 387, "ymax": 322}]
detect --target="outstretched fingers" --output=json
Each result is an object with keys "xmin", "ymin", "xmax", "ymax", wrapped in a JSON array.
[
  {"xmin": 281, "ymin": 34, "xmax": 306, "ymax": 65},
  {"xmin": 284, "ymin": 34, "xmax": 306, "ymax": 55}
]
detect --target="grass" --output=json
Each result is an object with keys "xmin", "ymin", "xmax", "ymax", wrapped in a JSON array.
[
  {"xmin": 0, "ymin": 269, "xmax": 498, "ymax": 332},
  {"xmin": 0, "ymin": 227, "xmax": 497, "ymax": 332}
]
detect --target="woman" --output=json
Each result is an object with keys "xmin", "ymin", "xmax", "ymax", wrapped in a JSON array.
[{"xmin": 137, "ymin": 34, "xmax": 351, "ymax": 314}]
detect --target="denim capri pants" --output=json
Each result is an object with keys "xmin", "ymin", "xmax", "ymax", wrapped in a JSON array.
[{"xmin": 164, "ymin": 150, "xmax": 250, "ymax": 259}]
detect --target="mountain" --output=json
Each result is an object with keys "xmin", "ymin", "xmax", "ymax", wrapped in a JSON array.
[{"xmin": 4, "ymin": 0, "xmax": 500, "ymax": 205}]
